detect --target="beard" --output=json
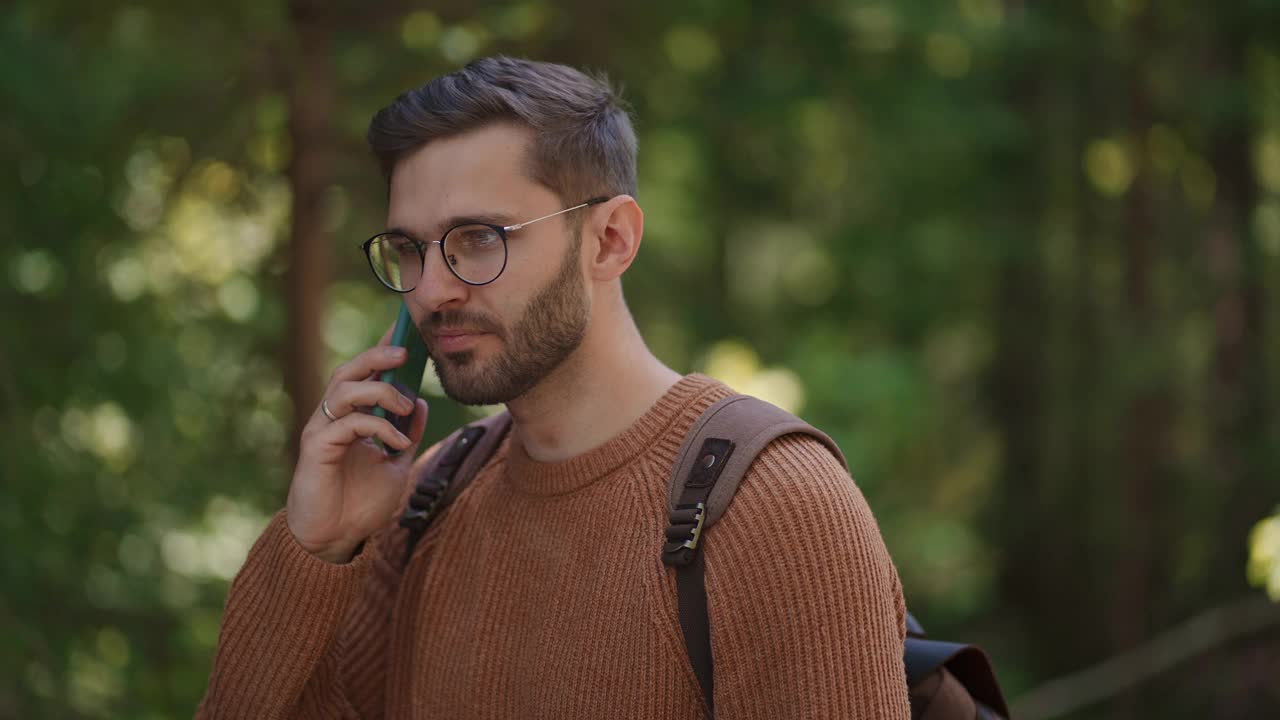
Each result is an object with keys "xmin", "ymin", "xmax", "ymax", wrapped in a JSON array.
[{"xmin": 422, "ymin": 234, "xmax": 589, "ymax": 406}]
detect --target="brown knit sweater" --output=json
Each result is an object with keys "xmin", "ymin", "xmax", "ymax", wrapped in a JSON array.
[{"xmin": 198, "ymin": 374, "xmax": 910, "ymax": 719}]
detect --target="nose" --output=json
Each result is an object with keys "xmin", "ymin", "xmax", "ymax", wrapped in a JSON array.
[{"xmin": 408, "ymin": 240, "xmax": 469, "ymax": 314}]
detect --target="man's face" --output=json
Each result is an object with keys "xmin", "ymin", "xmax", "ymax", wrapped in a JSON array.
[{"xmin": 386, "ymin": 123, "xmax": 591, "ymax": 405}]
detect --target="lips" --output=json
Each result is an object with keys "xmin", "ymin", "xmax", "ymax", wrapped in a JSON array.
[
  {"xmin": 431, "ymin": 329, "xmax": 489, "ymax": 353},
  {"xmin": 432, "ymin": 327, "xmax": 485, "ymax": 339}
]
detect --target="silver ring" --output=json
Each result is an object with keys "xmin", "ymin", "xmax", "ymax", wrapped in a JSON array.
[{"xmin": 321, "ymin": 398, "xmax": 339, "ymax": 422}]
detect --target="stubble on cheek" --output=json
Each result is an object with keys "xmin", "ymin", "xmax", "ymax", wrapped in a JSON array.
[{"xmin": 425, "ymin": 232, "xmax": 588, "ymax": 406}]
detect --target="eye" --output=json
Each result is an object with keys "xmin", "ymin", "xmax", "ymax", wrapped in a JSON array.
[
  {"xmin": 451, "ymin": 226, "xmax": 503, "ymax": 253},
  {"xmin": 375, "ymin": 233, "xmax": 405, "ymax": 247}
]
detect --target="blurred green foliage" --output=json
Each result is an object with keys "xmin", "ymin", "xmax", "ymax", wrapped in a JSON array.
[{"xmin": 2, "ymin": 0, "xmax": 1279, "ymax": 718}]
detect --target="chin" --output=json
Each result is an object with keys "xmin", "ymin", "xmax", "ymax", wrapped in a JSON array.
[
  {"xmin": 438, "ymin": 349, "xmax": 477, "ymax": 366},
  {"xmin": 435, "ymin": 356, "xmax": 503, "ymax": 406},
  {"xmin": 440, "ymin": 384, "xmax": 510, "ymax": 407}
]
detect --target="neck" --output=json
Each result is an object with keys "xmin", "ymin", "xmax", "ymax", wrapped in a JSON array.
[{"xmin": 505, "ymin": 297, "xmax": 681, "ymax": 463}]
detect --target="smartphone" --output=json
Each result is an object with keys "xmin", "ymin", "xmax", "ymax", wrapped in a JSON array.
[{"xmin": 372, "ymin": 302, "xmax": 429, "ymax": 455}]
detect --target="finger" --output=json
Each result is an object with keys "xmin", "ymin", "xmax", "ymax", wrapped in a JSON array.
[
  {"xmin": 318, "ymin": 412, "xmax": 411, "ymax": 452},
  {"xmin": 327, "ymin": 344, "xmax": 408, "ymax": 386},
  {"xmin": 392, "ymin": 398, "xmax": 431, "ymax": 467},
  {"xmin": 408, "ymin": 398, "xmax": 429, "ymax": 442},
  {"xmin": 327, "ymin": 380, "xmax": 416, "ymax": 418}
]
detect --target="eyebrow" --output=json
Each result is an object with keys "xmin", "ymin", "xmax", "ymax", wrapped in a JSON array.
[{"xmin": 382, "ymin": 210, "xmax": 519, "ymax": 240}]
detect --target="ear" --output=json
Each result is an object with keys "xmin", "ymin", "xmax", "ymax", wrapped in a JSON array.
[{"xmin": 585, "ymin": 195, "xmax": 644, "ymax": 282}]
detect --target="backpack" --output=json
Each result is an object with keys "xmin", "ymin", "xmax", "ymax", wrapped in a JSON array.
[{"xmin": 396, "ymin": 394, "xmax": 1011, "ymax": 720}]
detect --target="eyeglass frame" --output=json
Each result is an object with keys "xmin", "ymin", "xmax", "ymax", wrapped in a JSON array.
[{"xmin": 360, "ymin": 195, "xmax": 612, "ymax": 292}]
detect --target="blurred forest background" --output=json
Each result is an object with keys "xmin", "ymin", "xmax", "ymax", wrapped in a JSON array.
[{"xmin": 3, "ymin": 0, "xmax": 1280, "ymax": 717}]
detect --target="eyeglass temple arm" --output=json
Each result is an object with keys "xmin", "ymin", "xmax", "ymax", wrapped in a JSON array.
[{"xmin": 504, "ymin": 196, "xmax": 610, "ymax": 231}]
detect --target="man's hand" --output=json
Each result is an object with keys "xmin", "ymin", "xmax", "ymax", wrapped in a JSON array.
[{"xmin": 286, "ymin": 323, "xmax": 430, "ymax": 563}]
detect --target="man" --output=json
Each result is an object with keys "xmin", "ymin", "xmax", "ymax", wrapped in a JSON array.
[{"xmin": 198, "ymin": 56, "xmax": 910, "ymax": 719}]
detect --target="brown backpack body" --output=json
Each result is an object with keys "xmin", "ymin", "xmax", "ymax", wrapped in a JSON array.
[{"xmin": 397, "ymin": 394, "xmax": 1010, "ymax": 719}]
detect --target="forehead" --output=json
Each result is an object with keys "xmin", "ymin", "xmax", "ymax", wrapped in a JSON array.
[{"xmin": 387, "ymin": 122, "xmax": 556, "ymax": 231}]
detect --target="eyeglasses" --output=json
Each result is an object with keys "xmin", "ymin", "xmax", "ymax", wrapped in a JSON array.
[{"xmin": 361, "ymin": 196, "xmax": 610, "ymax": 292}]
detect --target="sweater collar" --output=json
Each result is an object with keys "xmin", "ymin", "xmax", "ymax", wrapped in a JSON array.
[{"xmin": 501, "ymin": 373, "xmax": 727, "ymax": 496}]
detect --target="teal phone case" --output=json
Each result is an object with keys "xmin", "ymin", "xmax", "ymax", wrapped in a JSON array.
[{"xmin": 372, "ymin": 303, "xmax": 429, "ymax": 455}]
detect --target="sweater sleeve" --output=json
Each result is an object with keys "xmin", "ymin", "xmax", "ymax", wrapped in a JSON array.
[
  {"xmin": 704, "ymin": 434, "xmax": 911, "ymax": 719},
  {"xmin": 195, "ymin": 511, "xmax": 374, "ymax": 719},
  {"xmin": 197, "ymin": 444, "xmax": 445, "ymax": 719}
]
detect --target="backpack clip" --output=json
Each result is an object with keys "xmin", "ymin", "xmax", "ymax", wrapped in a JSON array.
[
  {"xmin": 662, "ymin": 501, "xmax": 707, "ymax": 567},
  {"xmin": 399, "ymin": 425, "xmax": 486, "ymax": 554},
  {"xmin": 399, "ymin": 475, "xmax": 449, "ymax": 530}
]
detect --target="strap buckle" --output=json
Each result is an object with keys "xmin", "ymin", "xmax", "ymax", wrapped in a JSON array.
[
  {"xmin": 662, "ymin": 501, "xmax": 707, "ymax": 567},
  {"xmin": 398, "ymin": 426, "xmax": 486, "ymax": 536},
  {"xmin": 399, "ymin": 474, "xmax": 448, "ymax": 531}
]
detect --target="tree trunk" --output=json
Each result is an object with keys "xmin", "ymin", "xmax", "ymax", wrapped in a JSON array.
[
  {"xmin": 988, "ymin": 0, "xmax": 1052, "ymax": 663},
  {"xmin": 1205, "ymin": 13, "xmax": 1267, "ymax": 602},
  {"xmin": 283, "ymin": 0, "xmax": 334, "ymax": 468},
  {"xmin": 1111, "ymin": 7, "xmax": 1168, "ymax": 717}
]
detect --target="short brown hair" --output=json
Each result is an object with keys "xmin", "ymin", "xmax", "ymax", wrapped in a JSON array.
[{"xmin": 367, "ymin": 56, "xmax": 637, "ymax": 205}]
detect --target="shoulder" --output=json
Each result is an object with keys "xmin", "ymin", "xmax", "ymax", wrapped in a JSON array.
[
  {"xmin": 700, "ymin": 432, "xmax": 910, "ymax": 716},
  {"xmin": 729, "ymin": 432, "xmax": 868, "ymax": 524},
  {"xmin": 709, "ymin": 431, "xmax": 899, "ymax": 593}
]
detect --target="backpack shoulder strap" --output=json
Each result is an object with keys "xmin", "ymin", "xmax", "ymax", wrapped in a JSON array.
[
  {"xmin": 662, "ymin": 395, "xmax": 1011, "ymax": 720},
  {"xmin": 398, "ymin": 410, "xmax": 512, "ymax": 566},
  {"xmin": 666, "ymin": 393, "xmax": 846, "ymax": 529},
  {"xmin": 662, "ymin": 393, "xmax": 841, "ymax": 717}
]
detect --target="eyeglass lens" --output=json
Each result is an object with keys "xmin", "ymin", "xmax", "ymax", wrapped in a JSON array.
[{"xmin": 368, "ymin": 224, "xmax": 506, "ymax": 289}]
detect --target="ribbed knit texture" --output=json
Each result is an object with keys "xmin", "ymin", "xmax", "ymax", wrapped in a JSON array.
[{"xmin": 197, "ymin": 374, "xmax": 911, "ymax": 719}]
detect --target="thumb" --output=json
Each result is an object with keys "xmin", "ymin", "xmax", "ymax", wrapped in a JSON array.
[{"xmin": 394, "ymin": 398, "xmax": 430, "ymax": 464}]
